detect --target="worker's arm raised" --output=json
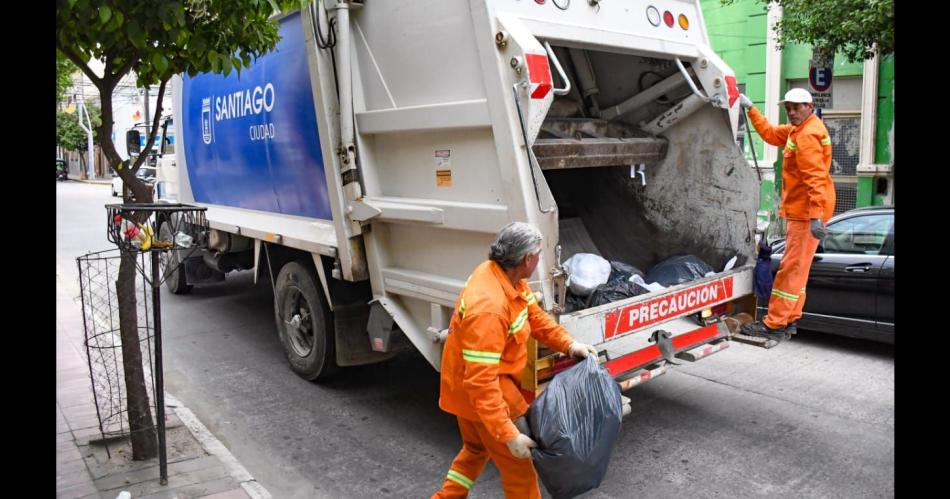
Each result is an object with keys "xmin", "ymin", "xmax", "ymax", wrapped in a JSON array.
[{"xmin": 747, "ymin": 106, "xmax": 794, "ymax": 147}]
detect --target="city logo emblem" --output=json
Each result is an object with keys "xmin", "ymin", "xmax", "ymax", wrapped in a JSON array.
[{"xmin": 201, "ymin": 97, "xmax": 213, "ymax": 144}]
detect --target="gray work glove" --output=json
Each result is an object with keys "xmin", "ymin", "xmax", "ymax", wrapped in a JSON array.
[
  {"xmin": 568, "ymin": 341, "xmax": 598, "ymax": 359},
  {"xmin": 810, "ymin": 219, "xmax": 828, "ymax": 240},
  {"xmin": 738, "ymin": 93, "xmax": 754, "ymax": 110},
  {"xmin": 506, "ymin": 432, "xmax": 537, "ymax": 459}
]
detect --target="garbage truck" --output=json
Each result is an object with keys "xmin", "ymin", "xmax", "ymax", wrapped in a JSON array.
[{"xmin": 159, "ymin": 0, "xmax": 761, "ymax": 399}]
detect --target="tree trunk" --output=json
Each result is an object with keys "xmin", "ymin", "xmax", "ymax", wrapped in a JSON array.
[
  {"xmin": 116, "ymin": 251, "xmax": 158, "ymax": 460},
  {"xmin": 78, "ymin": 153, "xmax": 87, "ymax": 180}
]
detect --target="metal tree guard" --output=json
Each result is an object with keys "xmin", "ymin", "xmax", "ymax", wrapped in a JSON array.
[{"xmin": 104, "ymin": 202, "xmax": 208, "ymax": 485}]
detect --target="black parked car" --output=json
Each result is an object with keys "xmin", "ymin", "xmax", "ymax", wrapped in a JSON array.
[{"xmin": 761, "ymin": 206, "xmax": 894, "ymax": 343}]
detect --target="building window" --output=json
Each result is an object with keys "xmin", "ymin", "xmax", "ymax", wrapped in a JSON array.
[{"xmin": 823, "ymin": 115, "xmax": 861, "ymax": 176}]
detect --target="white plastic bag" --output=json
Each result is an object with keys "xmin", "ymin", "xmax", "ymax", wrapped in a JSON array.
[
  {"xmin": 629, "ymin": 274, "xmax": 667, "ymax": 293},
  {"xmin": 563, "ymin": 253, "xmax": 611, "ymax": 296}
]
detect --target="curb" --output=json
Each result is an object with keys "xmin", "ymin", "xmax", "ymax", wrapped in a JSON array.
[{"xmin": 164, "ymin": 394, "xmax": 271, "ymax": 499}]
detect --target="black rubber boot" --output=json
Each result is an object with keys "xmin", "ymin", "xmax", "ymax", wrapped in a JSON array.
[
  {"xmin": 785, "ymin": 322, "xmax": 798, "ymax": 336},
  {"xmin": 740, "ymin": 321, "xmax": 790, "ymax": 342}
]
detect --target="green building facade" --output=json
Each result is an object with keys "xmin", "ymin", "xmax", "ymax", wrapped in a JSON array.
[{"xmin": 701, "ymin": 0, "xmax": 894, "ymax": 217}]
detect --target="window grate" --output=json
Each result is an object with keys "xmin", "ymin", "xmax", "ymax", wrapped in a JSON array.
[
  {"xmin": 833, "ymin": 182, "xmax": 857, "ymax": 214},
  {"xmin": 823, "ymin": 116, "xmax": 860, "ymax": 177}
]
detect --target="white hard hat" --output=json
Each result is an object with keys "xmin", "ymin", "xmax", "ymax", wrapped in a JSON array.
[{"xmin": 779, "ymin": 88, "xmax": 813, "ymax": 104}]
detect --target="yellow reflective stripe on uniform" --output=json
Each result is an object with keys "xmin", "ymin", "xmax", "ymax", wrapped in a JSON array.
[
  {"xmin": 821, "ymin": 137, "xmax": 831, "ymax": 145},
  {"xmin": 508, "ymin": 308, "xmax": 529, "ymax": 335},
  {"xmin": 447, "ymin": 469, "xmax": 474, "ymax": 489},
  {"xmin": 523, "ymin": 291, "xmax": 537, "ymax": 305},
  {"xmin": 785, "ymin": 138, "xmax": 797, "ymax": 150},
  {"xmin": 458, "ymin": 298, "xmax": 466, "ymax": 320},
  {"xmin": 772, "ymin": 288, "xmax": 799, "ymax": 301},
  {"xmin": 462, "ymin": 349, "xmax": 502, "ymax": 364}
]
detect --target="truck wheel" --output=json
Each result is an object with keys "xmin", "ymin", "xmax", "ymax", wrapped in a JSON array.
[
  {"xmin": 159, "ymin": 221, "xmax": 192, "ymax": 294},
  {"xmin": 274, "ymin": 261, "xmax": 336, "ymax": 380}
]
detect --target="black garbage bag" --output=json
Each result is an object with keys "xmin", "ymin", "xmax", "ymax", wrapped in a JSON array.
[
  {"xmin": 754, "ymin": 240, "xmax": 774, "ymax": 301},
  {"xmin": 526, "ymin": 356, "xmax": 624, "ymax": 499},
  {"xmin": 564, "ymin": 291, "xmax": 590, "ymax": 314},
  {"xmin": 606, "ymin": 260, "xmax": 645, "ymax": 285},
  {"xmin": 644, "ymin": 254, "xmax": 715, "ymax": 286},
  {"xmin": 588, "ymin": 279, "xmax": 651, "ymax": 307}
]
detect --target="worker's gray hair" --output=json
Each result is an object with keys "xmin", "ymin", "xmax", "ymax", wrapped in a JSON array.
[{"xmin": 489, "ymin": 222, "xmax": 543, "ymax": 269}]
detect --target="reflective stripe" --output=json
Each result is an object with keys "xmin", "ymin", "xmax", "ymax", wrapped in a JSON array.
[
  {"xmin": 523, "ymin": 290, "xmax": 537, "ymax": 305},
  {"xmin": 772, "ymin": 288, "xmax": 799, "ymax": 301},
  {"xmin": 821, "ymin": 137, "xmax": 831, "ymax": 145},
  {"xmin": 459, "ymin": 298, "xmax": 466, "ymax": 320},
  {"xmin": 462, "ymin": 349, "xmax": 502, "ymax": 364},
  {"xmin": 508, "ymin": 308, "xmax": 529, "ymax": 335},
  {"xmin": 786, "ymin": 138, "xmax": 797, "ymax": 150},
  {"xmin": 446, "ymin": 469, "xmax": 474, "ymax": 489}
]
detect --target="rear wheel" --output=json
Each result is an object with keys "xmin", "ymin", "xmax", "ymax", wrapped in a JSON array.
[
  {"xmin": 159, "ymin": 221, "xmax": 192, "ymax": 294},
  {"xmin": 274, "ymin": 261, "xmax": 336, "ymax": 380}
]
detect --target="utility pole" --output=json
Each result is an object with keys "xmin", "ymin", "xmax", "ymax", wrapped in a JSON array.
[
  {"xmin": 77, "ymin": 72, "xmax": 96, "ymax": 179},
  {"xmin": 143, "ymin": 86, "xmax": 151, "ymax": 155},
  {"xmin": 144, "ymin": 86, "xmax": 150, "ymax": 126}
]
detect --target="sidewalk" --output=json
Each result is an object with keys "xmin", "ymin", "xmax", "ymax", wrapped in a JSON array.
[
  {"xmin": 56, "ymin": 271, "xmax": 270, "ymax": 498},
  {"xmin": 76, "ymin": 178, "xmax": 112, "ymax": 186}
]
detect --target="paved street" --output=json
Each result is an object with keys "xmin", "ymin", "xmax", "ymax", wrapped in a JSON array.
[{"xmin": 58, "ymin": 181, "xmax": 894, "ymax": 498}]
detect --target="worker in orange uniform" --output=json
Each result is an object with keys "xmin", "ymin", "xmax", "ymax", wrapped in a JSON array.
[
  {"xmin": 432, "ymin": 222, "xmax": 598, "ymax": 498},
  {"xmin": 737, "ymin": 88, "xmax": 836, "ymax": 342}
]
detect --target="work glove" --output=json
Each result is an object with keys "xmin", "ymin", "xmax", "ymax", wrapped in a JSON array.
[
  {"xmin": 506, "ymin": 432, "xmax": 537, "ymax": 459},
  {"xmin": 738, "ymin": 93, "xmax": 753, "ymax": 110},
  {"xmin": 809, "ymin": 218, "xmax": 828, "ymax": 240},
  {"xmin": 568, "ymin": 342, "xmax": 598, "ymax": 359}
]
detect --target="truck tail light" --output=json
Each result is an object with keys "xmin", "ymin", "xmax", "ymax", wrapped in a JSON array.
[
  {"xmin": 647, "ymin": 6, "xmax": 661, "ymax": 26},
  {"xmin": 679, "ymin": 14, "xmax": 689, "ymax": 30},
  {"xmin": 663, "ymin": 11, "xmax": 674, "ymax": 27}
]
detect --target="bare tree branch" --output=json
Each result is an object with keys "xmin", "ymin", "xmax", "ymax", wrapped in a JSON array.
[{"xmin": 55, "ymin": 45, "xmax": 102, "ymax": 87}]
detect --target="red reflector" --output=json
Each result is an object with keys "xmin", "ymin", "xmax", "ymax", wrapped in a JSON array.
[
  {"xmin": 663, "ymin": 11, "xmax": 674, "ymax": 27},
  {"xmin": 525, "ymin": 53, "xmax": 553, "ymax": 99},
  {"xmin": 725, "ymin": 75, "xmax": 739, "ymax": 107}
]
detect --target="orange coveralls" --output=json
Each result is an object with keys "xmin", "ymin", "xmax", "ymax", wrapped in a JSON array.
[
  {"xmin": 748, "ymin": 107, "xmax": 836, "ymax": 329},
  {"xmin": 433, "ymin": 260, "xmax": 574, "ymax": 499}
]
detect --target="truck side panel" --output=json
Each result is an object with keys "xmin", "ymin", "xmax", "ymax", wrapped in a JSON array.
[{"xmin": 180, "ymin": 12, "xmax": 333, "ymax": 220}]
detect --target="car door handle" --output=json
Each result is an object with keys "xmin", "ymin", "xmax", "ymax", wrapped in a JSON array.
[{"xmin": 845, "ymin": 264, "xmax": 872, "ymax": 273}]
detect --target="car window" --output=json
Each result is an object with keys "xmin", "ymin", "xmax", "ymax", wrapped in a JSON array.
[{"xmin": 822, "ymin": 213, "xmax": 893, "ymax": 255}]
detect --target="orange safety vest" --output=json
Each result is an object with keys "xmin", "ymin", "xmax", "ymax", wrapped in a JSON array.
[
  {"xmin": 439, "ymin": 260, "xmax": 574, "ymax": 443},
  {"xmin": 748, "ymin": 107, "xmax": 836, "ymax": 222}
]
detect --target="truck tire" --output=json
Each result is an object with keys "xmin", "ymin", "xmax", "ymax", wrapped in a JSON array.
[
  {"xmin": 159, "ymin": 221, "xmax": 193, "ymax": 294},
  {"xmin": 274, "ymin": 260, "xmax": 336, "ymax": 380}
]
